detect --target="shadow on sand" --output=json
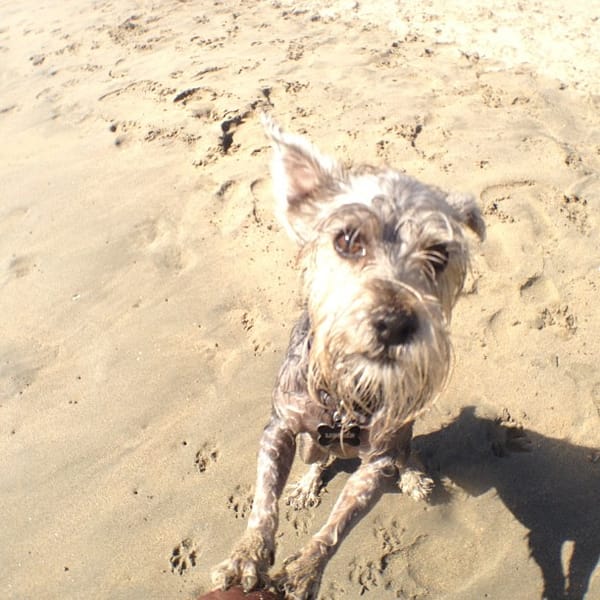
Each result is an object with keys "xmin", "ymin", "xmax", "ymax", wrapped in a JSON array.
[{"xmin": 412, "ymin": 406, "xmax": 600, "ymax": 600}]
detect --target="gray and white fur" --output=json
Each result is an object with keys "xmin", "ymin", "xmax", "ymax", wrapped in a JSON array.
[{"xmin": 212, "ymin": 116, "xmax": 485, "ymax": 599}]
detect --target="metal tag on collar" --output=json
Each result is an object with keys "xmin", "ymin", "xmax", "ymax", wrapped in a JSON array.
[{"xmin": 317, "ymin": 422, "xmax": 361, "ymax": 447}]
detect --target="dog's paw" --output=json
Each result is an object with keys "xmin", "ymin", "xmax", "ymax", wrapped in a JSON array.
[
  {"xmin": 285, "ymin": 482, "xmax": 321, "ymax": 510},
  {"xmin": 275, "ymin": 546, "xmax": 325, "ymax": 600},
  {"xmin": 285, "ymin": 465, "xmax": 324, "ymax": 510},
  {"xmin": 211, "ymin": 530, "xmax": 273, "ymax": 592},
  {"xmin": 398, "ymin": 468, "xmax": 434, "ymax": 501}
]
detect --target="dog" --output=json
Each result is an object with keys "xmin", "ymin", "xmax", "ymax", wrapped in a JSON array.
[{"xmin": 212, "ymin": 115, "xmax": 485, "ymax": 599}]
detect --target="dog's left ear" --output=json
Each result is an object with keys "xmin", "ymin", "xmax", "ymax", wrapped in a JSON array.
[
  {"xmin": 262, "ymin": 114, "xmax": 341, "ymax": 244},
  {"xmin": 446, "ymin": 193, "xmax": 486, "ymax": 241}
]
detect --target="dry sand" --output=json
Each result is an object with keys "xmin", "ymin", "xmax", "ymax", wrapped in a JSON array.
[{"xmin": 1, "ymin": 1, "xmax": 599, "ymax": 598}]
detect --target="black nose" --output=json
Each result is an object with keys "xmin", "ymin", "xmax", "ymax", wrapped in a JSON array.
[{"xmin": 374, "ymin": 309, "xmax": 418, "ymax": 347}]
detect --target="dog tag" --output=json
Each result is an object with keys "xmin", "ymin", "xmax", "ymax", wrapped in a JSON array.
[{"xmin": 317, "ymin": 423, "xmax": 361, "ymax": 447}]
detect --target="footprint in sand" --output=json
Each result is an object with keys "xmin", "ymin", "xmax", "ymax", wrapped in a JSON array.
[
  {"xmin": 348, "ymin": 557, "xmax": 382, "ymax": 595},
  {"xmin": 6, "ymin": 255, "xmax": 36, "ymax": 279},
  {"xmin": 172, "ymin": 85, "xmax": 218, "ymax": 118},
  {"xmin": 283, "ymin": 507, "xmax": 312, "ymax": 536},
  {"xmin": 192, "ymin": 98, "xmax": 270, "ymax": 166},
  {"xmin": 345, "ymin": 518, "xmax": 427, "ymax": 598},
  {"xmin": 169, "ymin": 538, "xmax": 198, "ymax": 575},
  {"xmin": 250, "ymin": 178, "xmax": 278, "ymax": 231},
  {"xmin": 129, "ymin": 217, "xmax": 192, "ymax": 273},
  {"xmin": 195, "ymin": 442, "xmax": 219, "ymax": 474},
  {"xmin": 106, "ymin": 15, "xmax": 149, "ymax": 47},
  {"xmin": 239, "ymin": 309, "xmax": 273, "ymax": 358},
  {"xmin": 227, "ymin": 484, "xmax": 253, "ymax": 520},
  {"xmin": 318, "ymin": 582, "xmax": 348, "ymax": 600},
  {"xmin": 518, "ymin": 275, "xmax": 579, "ymax": 335},
  {"xmin": 347, "ymin": 520, "xmax": 398, "ymax": 594},
  {"xmin": 534, "ymin": 305, "xmax": 577, "ymax": 336},
  {"xmin": 286, "ymin": 40, "xmax": 305, "ymax": 61},
  {"xmin": 479, "ymin": 180, "xmax": 551, "ymax": 281},
  {"xmin": 279, "ymin": 80, "xmax": 310, "ymax": 95},
  {"xmin": 209, "ymin": 172, "xmax": 280, "ymax": 238},
  {"xmin": 480, "ymin": 180, "xmax": 535, "ymax": 223},
  {"xmin": 559, "ymin": 193, "xmax": 590, "ymax": 234},
  {"xmin": 99, "ymin": 80, "xmax": 177, "ymax": 143},
  {"xmin": 210, "ymin": 178, "xmax": 258, "ymax": 236},
  {"xmin": 373, "ymin": 518, "xmax": 406, "ymax": 555},
  {"xmin": 519, "ymin": 274, "xmax": 560, "ymax": 306}
]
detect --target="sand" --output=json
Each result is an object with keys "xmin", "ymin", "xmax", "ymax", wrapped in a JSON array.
[{"xmin": 1, "ymin": 1, "xmax": 599, "ymax": 598}]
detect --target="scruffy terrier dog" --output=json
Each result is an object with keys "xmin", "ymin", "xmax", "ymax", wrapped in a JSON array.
[{"xmin": 212, "ymin": 116, "xmax": 485, "ymax": 599}]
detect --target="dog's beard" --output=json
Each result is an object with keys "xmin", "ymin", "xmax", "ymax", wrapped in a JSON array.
[{"xmin": 307, "ymin": 317, "xmax": 452, "ymax": 445}]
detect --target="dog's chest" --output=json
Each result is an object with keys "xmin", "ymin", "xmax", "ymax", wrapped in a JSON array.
[{"xmin": 287, "ymin": 387, "xmax": 373, "ymax": 458}]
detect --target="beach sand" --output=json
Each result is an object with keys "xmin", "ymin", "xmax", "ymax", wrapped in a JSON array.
[{"xmin": 1, "ymin": 1, "xmax": 599, "ymax": 598}]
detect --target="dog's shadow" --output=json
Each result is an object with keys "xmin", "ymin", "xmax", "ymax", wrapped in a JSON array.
[{"xmin": 410, "ymin": 406, "xmax": 600, "ymax": 600}]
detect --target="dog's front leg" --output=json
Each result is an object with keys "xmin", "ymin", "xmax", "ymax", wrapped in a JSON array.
[
  {"xmin": 212, "ymin": 415, "xmax": 296, "ymax": 592},
  {"xmin": 277, "ymin": 456, "xmax": 395, "ymax": 600}
]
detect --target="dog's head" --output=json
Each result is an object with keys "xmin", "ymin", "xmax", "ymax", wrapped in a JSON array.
[{"xmin": 264, "ymin": 115, "xmax": 485, "ymax": 426}]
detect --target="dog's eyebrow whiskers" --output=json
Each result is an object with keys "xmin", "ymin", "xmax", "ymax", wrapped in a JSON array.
[{"xmin": 395, "ymin": 279, "xmax": 425, "ymax": 305}]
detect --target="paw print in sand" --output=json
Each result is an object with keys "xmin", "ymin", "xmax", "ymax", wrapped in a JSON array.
[{"xmin": 170, "ymin": 538, "xmax": 197, "ymax": 575}]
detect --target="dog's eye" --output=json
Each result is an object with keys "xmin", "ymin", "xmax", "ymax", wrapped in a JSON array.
[
  {"xmin": 334, "ymin": 229, "xmax": 367, "ymax": 259},
  {"xmin": 425, "ymin": 243, "xmax": 449, "ymax": 273}
]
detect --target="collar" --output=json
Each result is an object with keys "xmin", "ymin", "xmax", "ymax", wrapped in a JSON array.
[{"xmin": 316, "ymin": 388, "xmax": 369, "ymax": 448}]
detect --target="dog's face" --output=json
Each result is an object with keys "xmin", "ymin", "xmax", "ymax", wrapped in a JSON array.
[{"xmin": 264, "ymin": 116, "xmax": 485, "ymax": 428}]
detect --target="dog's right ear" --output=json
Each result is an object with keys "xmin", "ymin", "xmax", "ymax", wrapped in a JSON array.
[
  {"xmin": 445, "ymin": 192, "xmax": 486, "ymax": 241},
  {"xmin": 262, "ymin": 114, "xmax": 341, "ymax": 244}
]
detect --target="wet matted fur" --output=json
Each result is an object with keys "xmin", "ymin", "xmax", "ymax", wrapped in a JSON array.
[{"xmin": 212, "ymin": 116, "xmax": 485, "ymax": 600}]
